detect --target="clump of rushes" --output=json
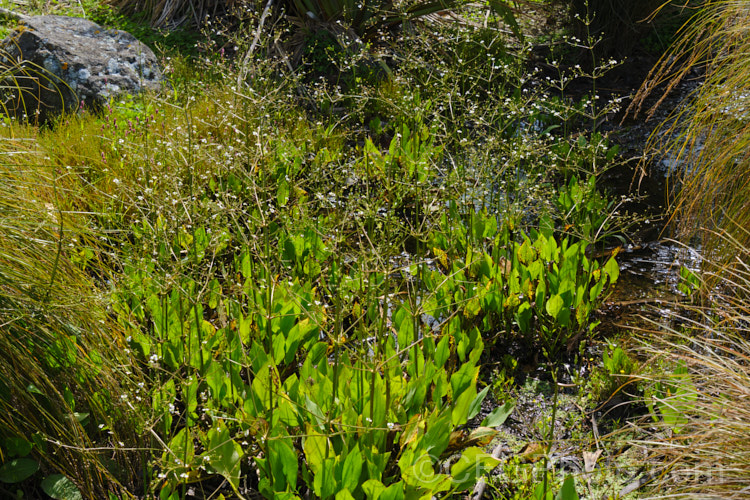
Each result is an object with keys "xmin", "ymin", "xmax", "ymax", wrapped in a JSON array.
[
  {"xmin": 633, "ymin": 231, "xmax": 750, "ymax": 499},
  {"xmin": 631, "ymin": 0, "xmax": 750, "ymax": 290},
  {"xmin": 0, "ymin": 128, "xmax": 148, "ymax": 498}
]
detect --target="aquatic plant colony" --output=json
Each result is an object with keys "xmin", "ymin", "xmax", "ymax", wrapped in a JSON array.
[{"xmin": 1, "ymin": 0, "xmax": 748, "ymax": 498}]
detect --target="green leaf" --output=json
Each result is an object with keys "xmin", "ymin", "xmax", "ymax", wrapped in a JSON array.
[
  {"xmin": 658, "ymin": 363, "xmax": 697, "ymax": 431},
  {"xmin": 434, "ymin": 335, "xmax": 450, "ymax": 368},
  {"xmin": 504, "ymin": 292, "xmax": 521, "ymax": 309},
  {"xmin": 452, "ymin": 384, "xmax": 477, "ymax": 426},
  {"xmin": 402, "ymin": 454, "xmax": 451, "ymax": 492},
  {"xmin": 420, "ymin": 410, "xmax": 451, "ymax": 459},
  {"xmin": 313, "ymin": 457, "xmax": 337, "ymax": 499},
  {"xmin": 40, "ymin": 474, "xmax": 83, "ymax": 500},
  {"xmin": 379, "ymin": 482, "xmax": 405, "ymax": 500},
  {"xmin": 517, "ymin": 238, "xmax": 536, "ymax": 266},
  {"xmin": 467, "ymin": 427, "xmax": 497, "ymax": 447},
  {"xmin": 539, "ymin": 216, "xmax": 555, "ymax": 239},
  {"xmin": 555, "ymin": 475, "xmax": 580, "ymax": 500},
  {"xmin": 274, "ymin": 493, "xmax": 301, "ymax": 500},
  {"xmin": 205, "ymin": 359, "xmax": 228, "ymax": 404},
  {"xmin": 487, "ymin": 0, "xmax": 524, "ymax": 41},
  {"xmin": 467, "ymin": 386, "xmax": 490, "ymax": 422},
  {"xmin": 269, "ymin": 437, "xmax": 297, "ymax": 492},
  {"xmin": 73, "ymin": 412, "xmax": 89, "ymax": 425},
  {"xmin": 575, "ymin": 302, "xmax": 591, "ymax": 328},
  {"xmin": 515, "ymin": 302, "xmax": 532, "ymax": 333},
  {"xmin": 305, "ymin": 395, "xmax": 326, "ymax": 428},
  {"xmin": 450, "ymin": 447, "xmax": 501, "ymax": 491},
  {"xmin": 362, "ymin": 479, "xmax": 386, "ymax": 500},
  {"xmin": 240, "ymin": 252, "xmax": 252, "ymax": 278},
  {"xmin": 26, "ymin": 384, "xmax": 44, "ymax": 396},
  {"xmin": 303, "ymin": 427, "xmax": 328, "ymax": 473},
  {"xmin": 464, "ymin": 297, "xmax": 482, "ymax": 318},
  {"xmin": 604, "ymin": 256, "xmax": 619, "ymax": 284},
  {"xmin": 3, "ymin": 437, "xmax": 33, "ymax": 457},
  {"xmin": 481, "ymin": 401, "xmax": 514, "ymax": 427},
  {"xmin": 546, "ymin": 294, "xmax": 564, "ymax": 318},
  {"xmin": 0, "ymin": 458, "xmax": 39, "ymax": 483},
  {"xmin": 534, "ymin": 482, "xmax": 554, "ymax": 500},
  {"xmin": 450, "ymin": 362, "xmax": 478, "ymax": 400},
  {"xmin": 335, "ymin": 489, "xmax": 355, "ymax": 500},
  {"xmin": 340, "ymin": 445, "xmax": 363, "ymax": 492},
  {"xmin": 272, "ymin": 332, "xmax": 287, "ymax": 364},
  {"xmin": 362, "ymin": 447, "xmax": 390, "ymax": 481},
  {"xmin": 207, "ymin": 279, "xmax": 222, "ymax": 309},
  {"xmin": 277, "ymin": 180, "xmax": 290, "ymax": 207},
  {"xmin": 206, "ymin": 426, "xmax": 244, "ymax": 491}
]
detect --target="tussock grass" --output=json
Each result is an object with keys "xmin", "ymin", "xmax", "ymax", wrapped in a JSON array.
[
  {"xmin": 631, "ymin": 0, "xmax": 750, "ymax": 287},
  {"xmin": 623, "ymin": 2, "xmax": 750, "ymax": 496},
  {"xmin": 0, "ymin": 128, "xmax": 149, "ymax": 498},
  {"xmin": 106, "ymin": 0, "xmax": 233, "ymax": 28},
  {"xmin": 633, "ymin": 231, "xmax": 750, "ymax": 498}
]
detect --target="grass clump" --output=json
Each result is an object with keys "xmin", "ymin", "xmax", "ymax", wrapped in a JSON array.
[
  {"xmin": 631, "ymin": 232, "xmax": 750, "ymax": 498},
  {"xmin": 631, "ymin": 0, "xmax": 750, "ymax": 288},
  {"xmin": 617, "ymin": 1, "xmax": 750, "ymax": 497},
  {"xmin": 0, "ymin": 131, "xmax": 149, "ymax": 498}
]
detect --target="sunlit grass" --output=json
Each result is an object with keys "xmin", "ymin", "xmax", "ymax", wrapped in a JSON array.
[{"xmin": 0, "ymin": 129, "xmax": 149, "ymax": 498}]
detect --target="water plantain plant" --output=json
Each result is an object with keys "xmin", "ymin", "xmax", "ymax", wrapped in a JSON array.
[
  {"xmin": 101, "ymin": 101, "xmax": 620, "ymax": 497},
  {"xmin": 106, "ymin": 117, "xmax": 521, "ymax": 497},
  {"xmin": 0, "ymin": 4, "xmax": 632, "ymax": 495},
  {"xmin": 429, "ymin": 205, "xmax": 619, "ymax": 362}
]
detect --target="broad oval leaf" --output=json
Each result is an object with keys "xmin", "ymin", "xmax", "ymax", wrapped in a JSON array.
[
  {"xmin": 40, "ymin": 474, "xmax": 83, "ymax": 500},
  {"xmin": 0, "ymin": 458, "xmax": 39, "ymax": 483},
  {"xmin": 545, "ymin": 294, "xmax": 564, "ymax": 318}
]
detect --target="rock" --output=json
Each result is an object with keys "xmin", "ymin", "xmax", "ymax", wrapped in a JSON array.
[{"xmin": 0, "ymin": 15, "xmax": 164, "ymax": 123}]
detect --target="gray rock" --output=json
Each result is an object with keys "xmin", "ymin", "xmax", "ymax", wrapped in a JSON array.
[{"xmin": 0, "ymin": 15, "xmax": 164, "ymax": 123}]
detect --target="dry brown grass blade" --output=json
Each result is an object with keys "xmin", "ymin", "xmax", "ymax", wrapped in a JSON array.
[
  {"xmin": 631, "ymin": 228, "xmax": 750, "ymax": 498},
  {"xmin": 635, "ymin": 330, "xmax": 750, "ymax": 498},
  {"xmin": 627, "ymin": 0, "xmax": 715, "ymax": 121}
]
